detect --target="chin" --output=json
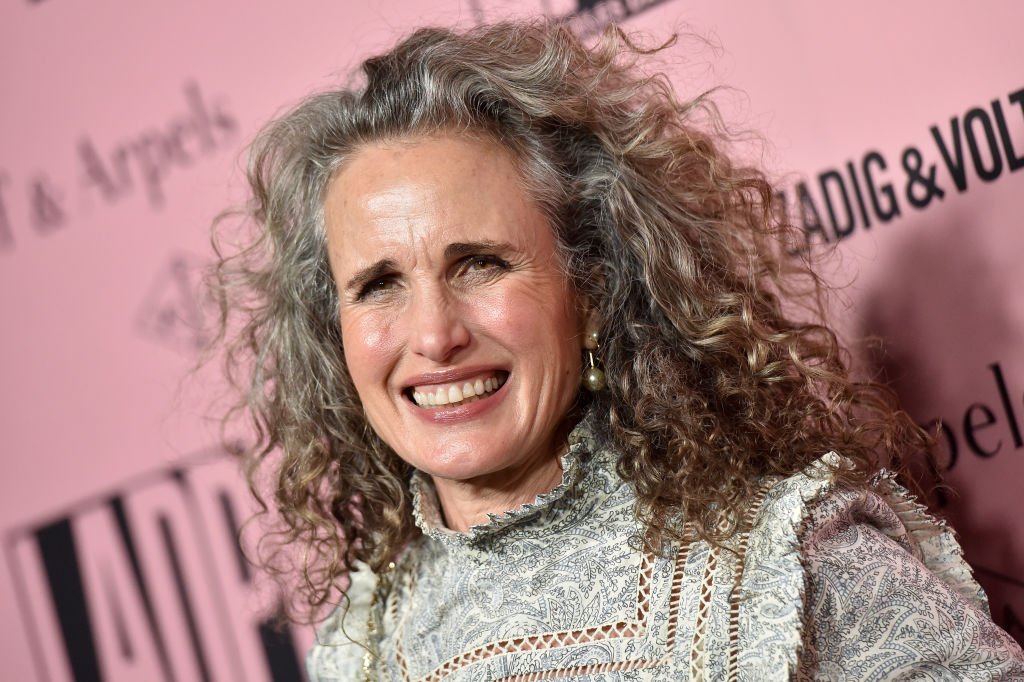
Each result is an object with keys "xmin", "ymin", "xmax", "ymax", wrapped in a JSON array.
[{"xmin": 413, "ymin": 446, "xmax": 508, "ymax": 484}]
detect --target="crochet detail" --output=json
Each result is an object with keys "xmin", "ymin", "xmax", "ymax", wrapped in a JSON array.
[
  {"xmin": 395, "ymin": 496, "xmax": 776, "ymax": 682},
  {"xmin": 396, "ymin": 547, "xmax": 685, "ymax": 682},
  {"xmin": 725, "ymin": 484, "xmax": 771, "ymax": 679},
  {"xmin": 688, "ymin": 546, "xmax": 717, "ymax": 680},
  {"xmin": 307, "ymin": 428, "xmax": 1024, "ymax": 681}
]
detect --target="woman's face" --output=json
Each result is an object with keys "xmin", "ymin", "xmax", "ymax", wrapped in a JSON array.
[{"xmin": 323, "ymin": 134, "xmax": 587, "ymax": 492}]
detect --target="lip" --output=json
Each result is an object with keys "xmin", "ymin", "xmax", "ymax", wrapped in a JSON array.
[
  {"xmin": 402, "ymin": 369, "xmax": 510, "ymax": 425},
  {"xmin": 399, "ymin": 365, "xmax": 508, "ymax": 392}
]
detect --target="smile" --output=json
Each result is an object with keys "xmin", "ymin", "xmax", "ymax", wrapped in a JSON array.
[{"xmin": 408, "ymin": 372, "xmax": 508, "ymax": 409}]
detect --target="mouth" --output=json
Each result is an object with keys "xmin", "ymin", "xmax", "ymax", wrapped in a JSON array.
[{"xmin": 404, "ymin": 371, "xmax": 509, "ymax": 409}]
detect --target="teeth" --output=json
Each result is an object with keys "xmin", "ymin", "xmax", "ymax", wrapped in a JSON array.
[{"xmin": 410, "ymin": 374, "xmax": 505, "ymax": 408}]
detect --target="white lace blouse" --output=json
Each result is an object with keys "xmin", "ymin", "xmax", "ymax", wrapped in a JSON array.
[{"xmin": 307, "ymin": 421, "xmax": 1024, "ymax": 681}]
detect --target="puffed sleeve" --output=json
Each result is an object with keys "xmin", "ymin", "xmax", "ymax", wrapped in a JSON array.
[
  {"xmin": 305, "ymin": 564, "xmax": 376, "ymax": 682},
  {"xmin": 797, "ymin": 477, "xmax": 1024, "ymax": 680}
]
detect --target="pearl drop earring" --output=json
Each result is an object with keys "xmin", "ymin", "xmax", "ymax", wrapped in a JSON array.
[{"xmin": 582, "ymin": 330, "xmax": 606, "ymax": 392}]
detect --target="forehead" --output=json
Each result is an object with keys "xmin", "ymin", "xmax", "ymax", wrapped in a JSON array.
[{"xmin": 322, "ymin": 134, "xmax": 556, "ymax": 270}]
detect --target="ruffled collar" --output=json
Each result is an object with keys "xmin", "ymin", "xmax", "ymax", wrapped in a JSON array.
[{"xmin": 410, "ymin": 415, "xmax": 602, "ymax": 548}]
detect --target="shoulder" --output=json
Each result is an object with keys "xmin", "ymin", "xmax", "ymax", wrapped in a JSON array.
[
  {"xmin": 305, "ymin": 564, "xmax": 376, "ymax": 682},
  {"xmin": 749, "ymin": 453, "xmax": 987, "ymax": 608},
  {"xmin": 737, "ymin": 453, "xmax": 1024, "ymax": 679}
]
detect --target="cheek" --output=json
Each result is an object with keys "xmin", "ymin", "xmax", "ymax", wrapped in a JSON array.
[
  {"xmin": 476, "ymin": 284, "xmax": 580, "ymax": 361},
  {"xmin": 471, "ymin": 285, "xmax": 545, "ymax": 340},
  {"xmin": 340, "ymin": 311, "xmax": 399, "ymax": 384}
]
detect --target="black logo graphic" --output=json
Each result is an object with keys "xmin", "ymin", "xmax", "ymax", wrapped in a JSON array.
[
  {"xmin": 778, "ymin": 87, "xmax": 1024, "ymax": 251},
  {"xmin": 470, "ymin": 0, "xmax": 673, "ymax": 37},
  {"xmin": 919, "ymin": 362, "xmax": 1023, "ymax": 473},
  {"xmin": 5, "ymin": 453, "xmax": 304, "ymax": 682}
]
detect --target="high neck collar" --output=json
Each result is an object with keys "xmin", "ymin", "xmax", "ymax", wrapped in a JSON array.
[{"xmin": 409, "ymin": 415, "xmax": 612, "ymax": 548}]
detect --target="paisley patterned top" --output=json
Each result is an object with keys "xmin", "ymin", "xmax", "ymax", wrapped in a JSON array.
[{"xmin": 307, "ymin": 419, "xmax": 1024, "ymax": 681}]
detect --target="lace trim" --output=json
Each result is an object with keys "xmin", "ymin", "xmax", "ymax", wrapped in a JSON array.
[
  {"xmin": 871, "ymin": 472, "xmax": 989, "ymax": 611},
  {"xmin": 329, "ymin": 453, "xmax": 996, "ymax": 681},
  {"xmin": 393, "ymin": 482, "xmax": 778, "ymax": 682},
  {"xmin": 496, "ymin": 657, "xmax": 666, "ymax": 681},
  {"xmin": 664, "ymin": 529, "xmax": 694, "ymax": 650},
  {"xmin": 729, "ymin": 451, "xmax": 850, "ymax": 679},
  {"xmin": 688, "ymin": 545, "xmax": 717, "ymax": 681},
  {"xmin": 493, "ymin": 537, "xmax": 697, "ymax": 682},
  {"xmin": 690, "ymin": 481, "xmax": 773, "ymax": 682},
  {"xmin": 725, "ymin": 483, "xmax": 772, "ymax": 679},
  {"xmin": 388, "ymin": 542, "xmax": 700, "ymax": 682}
]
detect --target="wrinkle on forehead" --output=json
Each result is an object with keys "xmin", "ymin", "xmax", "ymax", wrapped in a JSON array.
[
  {"xmin": 323, "ymin": 134, "xmax": 550, "ymax": 281},
  {"xmin": 330, "ymin": 185, "xmax": 460, "ymax": 271}
]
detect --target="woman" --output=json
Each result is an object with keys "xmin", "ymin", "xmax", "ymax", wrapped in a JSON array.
[{"xmin": 213, "ymin": 21, "xmax": 1024, "ymax": 680}]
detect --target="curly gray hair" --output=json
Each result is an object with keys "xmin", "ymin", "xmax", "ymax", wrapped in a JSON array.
[{"xmin": 212, "ymin": 19, "xmax": 928, "ymax": 620}]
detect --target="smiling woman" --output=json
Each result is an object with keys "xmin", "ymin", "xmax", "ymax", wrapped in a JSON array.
[
  {"xmin": 326, "ymin": 135, "xmax": 588, "ymax": 530},
  {"xmin": 211, "ymin": 19, "xmax": 1024, "ymax": 681}
]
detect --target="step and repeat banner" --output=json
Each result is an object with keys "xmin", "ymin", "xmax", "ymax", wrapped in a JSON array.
[{"xmin": 2, "ymin": 1, "xmax": 1021, "ymax": 680}]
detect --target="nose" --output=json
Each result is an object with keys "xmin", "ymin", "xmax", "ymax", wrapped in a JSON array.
[{"xmin": 406, "ymin": 287, "xmax": 470, "ymax": 362}]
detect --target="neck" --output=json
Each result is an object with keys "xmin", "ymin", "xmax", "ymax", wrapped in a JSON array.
[{"xmin": 432, "ymin": 453, "xmax": 565, "ymax": 533}]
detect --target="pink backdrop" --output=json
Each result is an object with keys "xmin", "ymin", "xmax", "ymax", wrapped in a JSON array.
[{"xmin": 2, "ymin": 1, "xmax": 1021, "ymax": 679}]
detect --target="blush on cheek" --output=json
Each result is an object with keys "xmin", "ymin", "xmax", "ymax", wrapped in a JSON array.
[
  {"xmin": 482, "ymin": 289, "xmax": 580, "ymax": 366},
  {"xmin": 476, "ymin": 285, "xmax": 557, "ymax": 330},
  {"xmin": 343, "ymin": 314, "xmax": 397, "ymax": 360},
  {"xmin": 358, "ymin": 325, "xmax": 391, "ymax": 352}
]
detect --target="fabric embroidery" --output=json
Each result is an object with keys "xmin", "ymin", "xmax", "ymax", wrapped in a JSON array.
[{"xmin": 307, "ymin": 420, "xmax": 1024, "ymax": 681}]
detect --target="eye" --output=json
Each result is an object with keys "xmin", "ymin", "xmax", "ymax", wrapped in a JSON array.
[
  {"xmin": 458, "ymin": 254, "xmax": 509, "ymax": 275},
  {"xmin": 355, "ymin": 275, "xmax": 399, "ymax": 301}
]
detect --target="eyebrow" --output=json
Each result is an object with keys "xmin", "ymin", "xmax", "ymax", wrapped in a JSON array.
[
  {"xmin": 344, "ymin": 258, "xmax": 398, "ymax": 295},
  {"xmin": 343, "ymin": 241, "xmax": 517, "ymax": 294},
  {"xmin": 443, "ymin": 240, "xmax": 516, "ymax": 259}
]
